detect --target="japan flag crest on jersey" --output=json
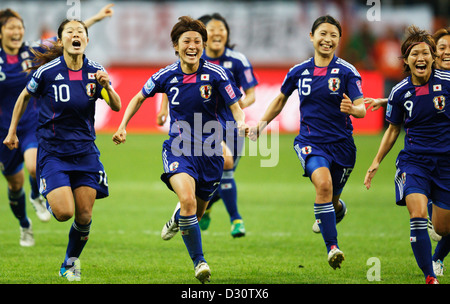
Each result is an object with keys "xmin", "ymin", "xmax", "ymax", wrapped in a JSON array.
[
  {"xmin": 328, "ymin": 77, "xmax": 340, "ymax": 92},
  {"xmin": 433, "ymin": 95, "xmax": 445, "ymax": 111},
  {"xmin": 86, "ymin": 83, "xmax": 96, "ymax": 98},
  {"xmin": 200, "ymin": 84, "xmax": 212, "ymax": 99}
]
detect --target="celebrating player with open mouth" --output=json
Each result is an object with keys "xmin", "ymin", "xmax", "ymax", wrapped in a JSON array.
[
  {"xmin": 364, "ymin": 26, "xmax": 450, "ymax": 284},
  {"xmin": 112, "ymin": 16, "xmax": 248, "ymax": 283},
  {"xmin": 3, "ymin": 18, "xmax": 121, "ymax": 282}
]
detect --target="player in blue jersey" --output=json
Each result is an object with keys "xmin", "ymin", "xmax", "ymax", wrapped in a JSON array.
[
  {"xmin": 3, "ymin": 19, "xmax": 121, "ymax": 281},
  {"xmin": 364, "ymin": 26, "xmax": 450, "ymax": 284},
  {"xmin": 113, "ymin": 16, "xmax": 247, "ymax": 283},
  {"xmin": 157, "ymin": 13, "xmax": 258, "ymax": 238},
  {"xmin": 364, "ymin": 27, "xmax": 450, "ymax": 279},
  {"xmin": 0, "ymin": 5, "xmax": 114, "ymax": 247},
  {"xmin": 249, "ymin": 15, "xmax": 366, "ymax": 270}
]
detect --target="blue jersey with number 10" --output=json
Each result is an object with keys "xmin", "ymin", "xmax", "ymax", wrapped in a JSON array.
[
  {"xmin": 26, "ymin": 55, "xmax": 107, "ymax": 156},
  {"xmin": 281, "ymin": 55, "xmax": 363, "ymax": 143}
]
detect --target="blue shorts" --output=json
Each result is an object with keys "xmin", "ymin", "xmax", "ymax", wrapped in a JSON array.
[
  {"xmin": 0, "ymin": 128, "xmax": 38, "ymax": 176},
  {"xmin": 294, "ymin": 137, "xmax": 356, "ymax": 195},
  {"xmin": 161, "ymin": 139, "xmax": 224, "ymax": 201},
  {"xmin": 394, "ymin": 150, "xmax": 450, "ymax": 210},
  {"xmin": 36, "ymin": 145, "xmax": 109, "ymax": 199}
]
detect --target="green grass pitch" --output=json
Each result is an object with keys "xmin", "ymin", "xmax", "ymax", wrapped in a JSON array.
[{"xmin": 0, "ymin": 133, "xmax": 447, "ymax": 285}]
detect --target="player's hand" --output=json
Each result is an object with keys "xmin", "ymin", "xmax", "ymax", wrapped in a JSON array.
[
  {"xmin": 248, "ymin": 126, "xmax": 259, "ymax": 141},
  {"xmin": 96, "ymin": 70, "xmax": 110, "ymax": 88},
  {"xmin": 3, "ymin": 133, "xmax": 19, "ymax": 150},
  {"xmin": 156, "ymin": 109, "xmax": 168, "ymax": 126},
  {"xmin": 237, "ymin": 121, "xmax": 249, "ymax": 137},
  {"xmin": 364, "ymin": 98, "xmax": 383, "ymax": 111},
  {"xmin": 364, "ymin": 164, "xmax": 379, "ymax": 190},
  {"xmin": 112, "ymin": 128, "xmax": 127, "ymax": 145},
  {"xmin": 95, "ymin": 4, "xmax": 114, "ymax": 21},
  {"xmin": 340, "ymin": 93, "xmax": 353, "ymax": 115}
]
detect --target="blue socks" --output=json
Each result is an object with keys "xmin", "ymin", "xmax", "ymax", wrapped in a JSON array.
[
  {"xmin": 64, "ymin": 220, "xmax": 91, "ymax": 266},
  {"xmin": 433, "ymin": 235, "xmax": 450, "ymax": 262},
  {"xmin": 314, "ymin": 202, "xmax": 338, "ymax": 252},
  {"xmin": 29, "ymin": 176, "xmax": 40, "ymax": 200},
  {"xmin": 219, "ymin": 169, "xmax": 241, "ymax": 222},
  {"xmin": 8, "ymin": 188, "xmax": 30, "ymax": 228},
  {"xmin": 179, "ymin": 215, "xmax": 205, "ymax": 266},
  {"xmin": 427, "ymin": 200, "xmax": 450, "ymax": 264},
  {"xmin": 410, "ymin": 218, "xmax": 434, "ymax": 278}
]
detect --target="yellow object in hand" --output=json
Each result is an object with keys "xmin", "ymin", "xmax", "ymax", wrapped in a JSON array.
[{"xmin": 101, "ymin": 88, "xmax": 110, "ymax": 105}]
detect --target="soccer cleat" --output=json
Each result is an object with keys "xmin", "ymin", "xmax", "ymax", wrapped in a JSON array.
[
  {"xmin": 199, "ymin": 209, "xmax": 211, "ymax": 231},
  {"xmin": 59, "ymin": 260, "xmax": 81, "ymax": 282},
  {"xmin": 29, "ymin": 195, "xmax": 51, "ymax": 222},
  {"xmin": 425, "ymin": 275, "xmax": 439, "ymax": 284},
  {"xmin": 195, "ymin": 261, "xmax": 211, "ymax": 284},
  {"xmin": 161, "ymin": 202, "xmax": 180, "ymax": 240},
  {"xmin": 427, "ymin": 218, "xmax": 442, "ymax": 242},
  {"xmin": 19, "ymin": 220, "xmax": 35, "ymax": 247},
  {"xmin": 313, "ymin": 199, "xmax": 347, "ymax": 233},
  {"xmin": 231, "ymin": 219, "xmax": 246, "ymax": 238},
  {"xmin": 433, "ymin": 260, "xmax": 445, "ymax": 277},
  {"xmin": 328, "ymin": 246, "xmax": 345, "ymax": 270}
]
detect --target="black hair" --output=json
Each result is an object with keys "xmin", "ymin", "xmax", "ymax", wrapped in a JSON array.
[
  {"xmin": 311, "ymin": 15, "xmax": 342, "ymax": 37},
  {"xmin": 198, "ymin": 13, "xmax": 234, "ymax": 49}
]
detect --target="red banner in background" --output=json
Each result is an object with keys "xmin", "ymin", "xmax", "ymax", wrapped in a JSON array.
[{"xmin": 96, "ymin": 67, "xmax": 385, "ymax": 134}]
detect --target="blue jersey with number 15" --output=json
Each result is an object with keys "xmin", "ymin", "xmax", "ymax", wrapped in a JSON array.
[{"xmin": 281, "ymin": 55, "xmax": 363, "ymax": 144}]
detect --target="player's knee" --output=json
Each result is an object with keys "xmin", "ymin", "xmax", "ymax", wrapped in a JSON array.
[
  {"xmin": 315, "ymin": 179, "xmax": 333, "ymax": 195},
  {"xmin": 50, "ymin": 204, "xmax": 74, "ymax": 222},
  {"xmin": 179, "ymin": 194, "xmax": 197, "ymax": 215},
  {"xmin": 54, "ymin": 210, "xmax": 74, "ymax": 222}
]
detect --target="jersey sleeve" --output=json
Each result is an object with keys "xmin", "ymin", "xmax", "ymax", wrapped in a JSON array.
[
  {"xmin": 280, "ymin": 67, "xmax": 298, "ymax": 98},
  {"xmin": 385, "ymin": 89, "xmax": 403, "ymax": 125},
  {"xmin": 234, "ymin": 57, "xmax": 258, "ymax": 91},
  {"xmin": 26, "ymin": 70, "xmax": 44, "ymax": 97},
  {"xmin": 345, "ymin": 73, "xmax": 364, "ymax": 102},
  {"xmin": 141, "ymin": 74, "xmax": 163, "ymax": 98},
  {"xmin": 218, "ymin": 68, "xmax": 242, "ymax": 106}
]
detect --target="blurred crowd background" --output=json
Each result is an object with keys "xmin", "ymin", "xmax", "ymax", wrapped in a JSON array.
[{"xmin": 2, "ymin": 0, "xmax": 448, "ymax": 133}]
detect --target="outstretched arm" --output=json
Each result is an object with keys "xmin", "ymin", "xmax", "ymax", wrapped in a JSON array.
[
  {"xmin": 112, "ymin": 91, "xmax": 147, "ymax": 145},
  {"xmin": 248, "ymin": 92, "xmax": 288, "ymax": 141},
  {"xmin": 364, "ymin": 123, "xmax": 401, "ymax": 189},
  {"xmin": 84, "ymin": 4, "xmax": 114, "ymax": 28}
]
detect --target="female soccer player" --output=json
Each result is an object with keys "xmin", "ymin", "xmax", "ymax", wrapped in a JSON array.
[
  {"xmin": 3, "ymin": 19, "xmax": 121, "ymax": 281},
  {"xmin": 364, "ymin": 27, "xmax": 450, "ymax": 278},
  {"xmin": 157, "ymin": 13, "xmax": 258, "ymax": 238},
  {"xmin": 249, "ymin": 15, "xmax": 366, "ymax": 270},
  {"xmin": 0, "ymin": 5, "xmax": 114, "ymax": 247},
  {"xmin": 113, "ymin": 16, "xmax": 247, "ymax": 283},
  {"xmin": 364, "ymin": 26, "xmax": 450, "ymax": 284}
]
